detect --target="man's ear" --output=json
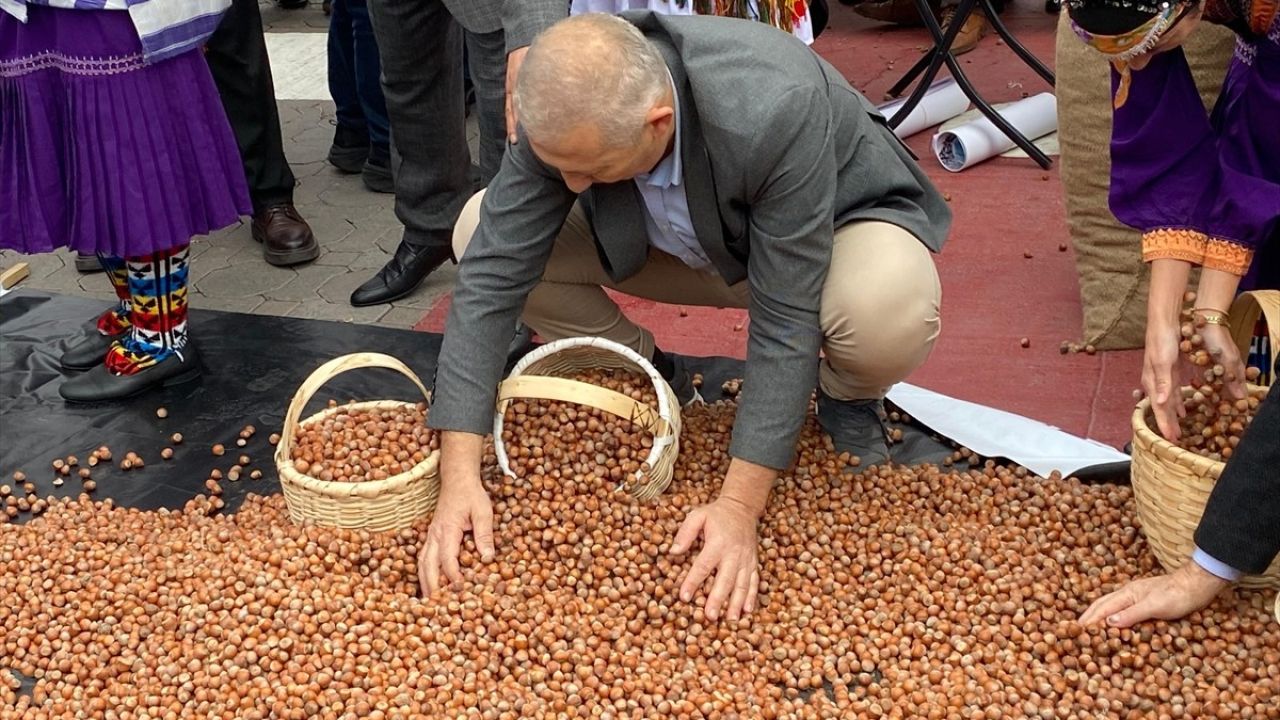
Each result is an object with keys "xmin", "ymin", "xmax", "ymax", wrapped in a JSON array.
[{"xmin": 645, "ymin": 105, "xmax": 676, "ymax": 136}]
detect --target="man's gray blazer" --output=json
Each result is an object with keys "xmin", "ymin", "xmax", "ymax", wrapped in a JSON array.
[
  {"xmin": 445, "ymin": 0, "xmax": 565, "ymax": 51},
  {"xmin": 429, "ymin": 11, "xmax": 952, "ymax": 471}
]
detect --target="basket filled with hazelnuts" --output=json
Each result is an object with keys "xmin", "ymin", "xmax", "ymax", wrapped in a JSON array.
[
  {"xmin": 1130, "ymin": 290, "xmax": 1280, "ymax": 590},
  {"xmin": 275, "ymin": 352, "xmax": 441, "ymax": 532},
  {"xmin": 493, "ymin": 336, "xmax": 682, "ymax": 502}
]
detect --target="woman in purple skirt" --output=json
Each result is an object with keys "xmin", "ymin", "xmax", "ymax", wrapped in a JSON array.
[
  {"xmin": 1066, "ymin": 0, "xmax": 1279, "ymax": 440},
  {"xmin": 1, "ymin": 0, "xmax": 251, "ymax": 401}
]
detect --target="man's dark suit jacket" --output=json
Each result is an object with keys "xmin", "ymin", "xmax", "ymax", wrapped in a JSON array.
[
  {"xmin": 428, "ymin": 12, "xmax": 951, "ymax": 470},
  {"xmin": 1195, "ymin": 378, "xmax": 1280, "ymax": 575}
]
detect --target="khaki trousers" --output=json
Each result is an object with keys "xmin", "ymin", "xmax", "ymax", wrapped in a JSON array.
[{"xmin": 454, "ymin": 191, "xmax": 942, "ymax": 400}]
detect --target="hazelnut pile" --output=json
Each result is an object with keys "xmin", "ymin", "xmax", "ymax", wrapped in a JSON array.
[
  {"xmin": 289, "ymin": 402, "xmax": 438, "ymax": 483},
  {"xmin": 1166, "ymin": 293, "xmax": 1263, "ymax": 461},
  {"xmin": 2, "ymin": 399, "xmax": 1279, "ymax": 718}
]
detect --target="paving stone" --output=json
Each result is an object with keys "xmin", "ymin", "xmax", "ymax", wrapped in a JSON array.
[
  {"xmin": 286, "ymin": 299, "xmax": 388, "ymax": 325},
  {"xmin": 263, "ymin": 263, "xmax": 346, "ymax": 302},
  {"xmin": 197, "ymin": 262, "xmax": 294, "ymax": 299},
  {"xmin": 349, "ymin": 249, "xmax": 391, "ymax": 270},
  {"xmin": 313, "ymin": 251, "xmax": 361, "ymax": 267},
  {"xmin": 378, "ymin": 306, "xmax": 429, "ymax": 330},
  {"xmin": 318, "ymin": 178, "xmax": 397, "ymax": 209},
  {"xmin": 314, "ymin": 270, "xmax": 373, "ymax": 305},
  {"xmin": 3, "ymin": 250, "xmax": 66, "ymax": 281},
  {"xmin": 251, "ymin": 300, "xmax": 301, "ymax": 317}
]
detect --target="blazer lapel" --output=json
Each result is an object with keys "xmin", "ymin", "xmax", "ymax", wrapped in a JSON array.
[{"xmin": 652, "ymin": 37, "xmax": 745, "ymax": 284}]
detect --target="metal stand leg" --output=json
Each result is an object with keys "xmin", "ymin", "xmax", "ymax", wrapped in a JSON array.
[{"xmin": 886, "ymin": 0, "xmax": 1056, "ymax": 169}]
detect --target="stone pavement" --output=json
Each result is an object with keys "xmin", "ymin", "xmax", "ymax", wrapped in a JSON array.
[{"xmin": 0, "ymin": 1, "xmax": 477, "ymax": 330}]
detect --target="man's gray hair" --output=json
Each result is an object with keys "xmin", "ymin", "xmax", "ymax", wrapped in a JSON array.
[{"xmin": 514, "ymin": 14, "xmax": 670, "ymax": 147}]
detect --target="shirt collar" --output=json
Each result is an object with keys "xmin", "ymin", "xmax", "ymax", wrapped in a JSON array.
[{"xmin": 637, "ymin": 69, "xmax": 682, "ymax": 189}]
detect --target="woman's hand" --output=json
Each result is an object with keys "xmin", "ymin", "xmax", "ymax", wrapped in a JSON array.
[
  {"xmin": 1128, "ymin": 5, "xmax": 1202, "ymax": 70},
  {"xmin": 1198, "ymin": 321, "xmax": 1248, "ymax": 400},
  {"xmin": 1143, "ymin": 317, "xmax": 1186, "ymax": 442}
]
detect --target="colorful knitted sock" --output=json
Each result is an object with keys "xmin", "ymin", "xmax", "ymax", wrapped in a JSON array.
[
  {"xmin": 104, "ymin": 245, "xmax": 191, "ymax": 376},
  {"xmin": 95, "ymin": 254, "xmax": 132, "ymax": 336}
]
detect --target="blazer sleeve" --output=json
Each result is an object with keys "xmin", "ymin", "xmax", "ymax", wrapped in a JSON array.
[
  {"xmin": 728, "ymin": 84, "xmax": 835, "ymax": 471},
  {"xmin": 427, "ymin": 135, "xmax": 577, "ymax": 435},
  {"xmin": 1193, "ymin": 380, "xmax": 1280, "ymax": 575},
  {"xmin": 503, "ymin": 0, "xmax": 568, "ymax": 52}
]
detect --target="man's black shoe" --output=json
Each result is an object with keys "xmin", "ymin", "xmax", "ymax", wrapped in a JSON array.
[
  {"xmin": 815, "ymin": 391, "xmax": 891, "ymax": 468},
  {"xmin": 350, "ymin": 241, "xmax": 454, "ymax": 307}
]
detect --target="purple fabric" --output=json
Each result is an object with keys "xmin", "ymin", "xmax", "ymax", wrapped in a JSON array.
[
  {"xmin": 1106, "ymin": 33, "xmax": 1280, "ymax": 288},
  {"xmin": 0, "ymin": 5, "xmax": 250, "ymax": 257}
]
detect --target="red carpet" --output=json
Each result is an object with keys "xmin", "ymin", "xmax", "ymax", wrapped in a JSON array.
[{"xmin": 417, "ymin": 2, "xmax": 1143, "ymax": 449}]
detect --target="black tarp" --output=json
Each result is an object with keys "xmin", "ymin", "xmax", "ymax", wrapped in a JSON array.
[{"xmin": 1, "ymin": 291, "xmax": 973, "ymax": 514}]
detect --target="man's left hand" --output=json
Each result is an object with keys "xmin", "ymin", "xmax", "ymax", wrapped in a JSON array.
[
  {"xmin": 670, "ymin": 496, "xmax": 761, "ymax": 622},
  {"xmin": 505, "ymin": 46, "xmax": 529, "ymax": 144}
]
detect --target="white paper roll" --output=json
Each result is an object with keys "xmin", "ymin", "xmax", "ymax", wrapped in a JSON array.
[
  {"xmin": 877, "ymin": 79, "xmax": 971, "ymax": 140},
  {"xmin": 931, "ymin": 92, "xmax": 1059, "ymax": 172}
]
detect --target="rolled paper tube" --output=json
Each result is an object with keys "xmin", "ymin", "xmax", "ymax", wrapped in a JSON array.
[
  {"xmin": 878, "ymin": 79, "xmax": 971, "ymax": 140},
  {"xmin": 931, "ymin": 92, "xmax": 1059, "ymax": 172}
]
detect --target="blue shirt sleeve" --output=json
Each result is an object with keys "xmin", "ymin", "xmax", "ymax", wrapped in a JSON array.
[{"xmin": 1192, "ymin": 546, "xmax": 1244, "ymax": 582}]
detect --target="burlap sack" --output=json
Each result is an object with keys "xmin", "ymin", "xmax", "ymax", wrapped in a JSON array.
[{"xmin": 1055, "ymin": 13, "xmax": 1235, "ymax": 349}]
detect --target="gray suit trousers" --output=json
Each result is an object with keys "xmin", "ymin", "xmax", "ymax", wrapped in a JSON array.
[{"xmin": 365, "ymin": 0, "xmax": 506, "ymax": 249}]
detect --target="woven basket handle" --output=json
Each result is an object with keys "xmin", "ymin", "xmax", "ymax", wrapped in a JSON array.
[
  {"xmin": 1229, "ymin": 290, "xmax": 1280, "ymax": 368},
  {"xmin": 496, "ymin": 375, "xmax": 664, "ymax": 432},
  {"xmin": 279, "ymin": 353, "xmax": 431, "ymax": 454}
]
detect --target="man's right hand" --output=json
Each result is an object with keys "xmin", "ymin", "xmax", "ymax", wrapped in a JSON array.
[{"xmin": 418, "ymin": 432, "xmax": 495, "ymax": 596}]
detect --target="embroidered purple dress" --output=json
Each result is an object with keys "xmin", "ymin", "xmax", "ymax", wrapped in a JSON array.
[
  {"xmin": 1107, "ymin": 10, "xmax": 1280, "ymax": 289},
  {"xmin": 0, "ymin": 0, "xmax": 251, "ymax": 258}
]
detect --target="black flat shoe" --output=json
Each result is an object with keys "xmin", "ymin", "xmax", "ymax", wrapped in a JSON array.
[
  {"xmin": 60, "ymin": 330, "xmax": 125, "ymax": 371},
  {"xmin": 60, "ymin": 345, "xmax": 202, "ymax": 403},
  {"xmin": 815, "ymin": 391, "xmax": 891, "ymax": 468},
  {"xmin": 74, "ymin": 253, "xmax": 103, "ymax": 274},
  {"xmin": 350, "ymin": 241, "xmax": 454, "ymax": 307}
]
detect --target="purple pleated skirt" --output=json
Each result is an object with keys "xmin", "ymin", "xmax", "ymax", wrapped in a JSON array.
[{"xmin": 0, "ymin": 5, "xmax": 251, "ymax": 257}]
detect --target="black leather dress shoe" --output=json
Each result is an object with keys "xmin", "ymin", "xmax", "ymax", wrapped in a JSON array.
[
  {"xmin": 60, "ymin": 345, "xmax": 202, "ymax": 403},
  {"xmin": 350, "ymin": 241, "xmax": 454, "ymax": 307},
  {"xmin": 60, "ymin": 330, "xmax": 125, "ymax": 371}
]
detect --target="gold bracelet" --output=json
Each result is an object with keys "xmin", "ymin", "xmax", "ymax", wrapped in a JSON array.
[
  {"xmin": 1195, "ymin": 312, "xmax": 1230, "ymax": 327},
  {"xmin": 1192, "ymin": 306, "xmax": 1230, "ymax": 317}
]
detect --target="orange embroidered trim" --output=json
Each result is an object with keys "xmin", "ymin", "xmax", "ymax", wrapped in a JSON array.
[
  {"xmin": 1141, "ymin": 229, "xmax": 1253, "ymax": 275},
  {"xmin": 1204, "ymin": 238, "xmax": 1254, "ymax": 275},
  {"xmin": 1142, "ymin": 228, "xmax": 1208, "ymax": 264},
  {"xmin": 1249, "ymin": 0, "xmax": 1279, "ymax": 35}
]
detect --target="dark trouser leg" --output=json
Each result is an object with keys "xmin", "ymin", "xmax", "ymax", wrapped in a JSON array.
[
  {"xmin": 328, "ymin": 0, "xmax": 368, "ymax": 138},
  {"xmin": 366, "ymin": 0, "xmax": 467, "ymax": 250},
  {"xmin": 349, "ymin": 0, "xmax": 391, "ymax": 154},
  {"xmin": 206, "ymin": 0, "xmax": 297, "ymax": 212},
  {"xmin": 464, "ymin": 29, "xmax": 508, "ymax": 186}
]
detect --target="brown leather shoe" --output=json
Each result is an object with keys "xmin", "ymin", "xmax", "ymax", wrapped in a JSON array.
[
  {"xmin": 940, "ymin": 6, "xmax": 989, "ymax": 55},
  {"xmin": 252, "ymin": 203, "xmax": 320, "ymax": 267}
]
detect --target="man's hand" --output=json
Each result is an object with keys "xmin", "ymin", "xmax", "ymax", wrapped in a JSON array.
[
  {"xmin": 505, "ymin": 46, "xmax": 529, "ymax": 144},
  {"xmin": 1079, "ymin": 562, "xmax": 1228, "ymax": 628},
  {"xmin": 669, "ymin": 458, "xmax": 775, "ymax": 622},
  {"xmin": 418, "ymin": 432, "xmax": 494, "ymax": 596},
  {"xmin": 671, "ymin": 496, "xmax": 761, "ymax": 622}
]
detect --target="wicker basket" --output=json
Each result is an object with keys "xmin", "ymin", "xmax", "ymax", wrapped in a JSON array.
[
  {"xmin": 275, "ymin": 353, "xmax": 441, "ymax": 531},
  {"xmin": 1130, "ymin": 290, "xmax": 1280, "ymax": 590},
  {"xmin": 493, "ymin": 337, "xmax": 681, "ymax": 501}
]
